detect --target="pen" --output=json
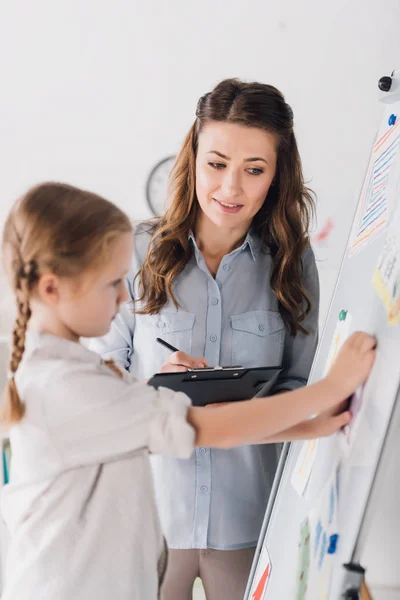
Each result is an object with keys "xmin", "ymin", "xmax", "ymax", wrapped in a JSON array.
[
  {"xmin": 156, "ymin": 337, "xmax": 180, "ymax": 353},
  {"xmin": 156, "ymin": 337, "xmax": 242, "ymax": 369}
]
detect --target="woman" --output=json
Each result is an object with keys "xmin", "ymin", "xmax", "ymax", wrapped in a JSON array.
[{"xmin": 91, "ymin": 78, "xmax": 319, "ymax": 600}]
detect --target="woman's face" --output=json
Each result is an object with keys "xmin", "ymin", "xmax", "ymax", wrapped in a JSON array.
[{"xmin": 195, "ymin": 121, "xmax": 278, "ymax": 233}]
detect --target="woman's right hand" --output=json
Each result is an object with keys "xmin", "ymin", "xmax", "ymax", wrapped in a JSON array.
[
  {"xmin": 160, "ymin": 351, "xmax": 208, "ymax": 373},
  {"xmin": 326, "ymin": 331, "xmax": 376, "ymax": 398}
]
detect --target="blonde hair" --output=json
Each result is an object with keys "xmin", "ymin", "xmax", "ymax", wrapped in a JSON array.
[{"xmin": 1, "ymin": 182, "xmax": 132, "ymax": 426}]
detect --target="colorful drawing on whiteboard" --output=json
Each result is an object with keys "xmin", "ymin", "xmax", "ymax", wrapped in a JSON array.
[
  {"xmin": 250, "ymin": 546, "xmax": 272, "ymax": 600},
  {"xmin": 291, "ymin": 439, "xmax": 318, "ymax": 497},
  {"xmin": 323, "ymin": 309, "xmax": 353, "ymax": 377},
  {"xmin": 307, "ymin": 469, "xmax": 339, "ymax": 599},
  {"xmin": 349, "ymin": 117, "xmax": 400, "ymax": 256},
  {"xmin": 372, "ymin": 200, "xmax": 400, "ymax": 325},
  {"xmin": 295, "ymin": 518, "xmax": 311, "ymax": 599}
]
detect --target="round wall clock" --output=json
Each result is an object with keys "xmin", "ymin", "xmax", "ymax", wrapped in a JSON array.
[{"xmin": 145, "ymin": 155, "xmax": 176, "ymax": 216}]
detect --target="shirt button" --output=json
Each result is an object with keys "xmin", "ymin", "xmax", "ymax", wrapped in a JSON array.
[
  {"xmin": 223, "ymin": 264, "xmax": 230, "ymax": 271},
  {"xmin": 200, "ymin": 448, "xmax": 207, "ymax": 454},
  {"xmin": 211, "ymin": 298, "xmax": 219, "ymax": 306},
  {"xmin": 158, "ymin": 322, "xmax": 165, "ymax": 328},
  {"xmin": 201, "ymin": 486, "xmax": 209, "ymax": 493},
  {"xmin": 258, "ymin": 324, "xmax": 265, "ymax": 332},
  {"xmin": 210, "ymin": 334, "xmax": 217, "ymax": 342}
]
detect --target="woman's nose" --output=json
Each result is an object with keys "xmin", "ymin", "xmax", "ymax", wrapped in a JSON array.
[{"xmin": 220, "ymin": 169, "xmax": 242, "ymax": 197}]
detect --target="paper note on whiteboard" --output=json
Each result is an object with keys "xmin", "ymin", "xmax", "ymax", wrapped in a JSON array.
[
  {"xmin": 250, "ymin": 545, "xmax": 272, "ymax": 600},
  {"xmin": 372, "ymin": 199, "xmax": 400, "ymax": 325},
  {"xmin": 291, "ymin": 439, "xmax": 319, "ymax": 497},
  {"xmin": 323, "ymin": 310, "xmax": 353, "ymax": 377},
  {"xmin": 349, "ymin": 118, "xmax": 400, "ymax": 256}
]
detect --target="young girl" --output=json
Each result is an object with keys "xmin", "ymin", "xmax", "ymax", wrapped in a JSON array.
[{"xmin": 0, "ymin": 182, "xmax": 375, "ymax": 600}]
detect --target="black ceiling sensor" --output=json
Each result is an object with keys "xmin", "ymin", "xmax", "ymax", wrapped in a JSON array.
[{"xmin": 378, "ymin": 75, "xmax": 392, "ymax": 92}]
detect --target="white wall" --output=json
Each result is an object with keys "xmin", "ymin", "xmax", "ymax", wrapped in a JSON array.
[{"xmin": 1, "ymin": 0, "xmax": 400, "ymax": 288}]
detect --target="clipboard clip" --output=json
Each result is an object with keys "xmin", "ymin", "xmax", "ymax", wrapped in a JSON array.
[{"xmin": 188, "ymin": 365, "xmax": 243, "ymax": 372}]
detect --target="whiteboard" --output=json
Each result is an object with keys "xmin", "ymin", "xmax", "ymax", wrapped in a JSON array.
[{"xmin": 245, "ymin": 72, "xmax": 400, "ymax": 600}]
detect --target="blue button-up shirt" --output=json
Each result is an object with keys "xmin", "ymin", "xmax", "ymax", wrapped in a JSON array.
[{"xmin": 91, "ymin": 224, "xmax": 319, "ymax": 550}]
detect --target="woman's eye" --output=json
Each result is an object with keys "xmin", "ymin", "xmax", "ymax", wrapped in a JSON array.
[
  {"xmin": 112, "ymin": 279, "xmax": 122, "ymax": 288},
  {"xmin": 208, "ymin": 162, "xmax": 226, "ymax": 170},
  {"xmin": 247, "ymin": 168, "xmax": 264, "ymax": 176}
]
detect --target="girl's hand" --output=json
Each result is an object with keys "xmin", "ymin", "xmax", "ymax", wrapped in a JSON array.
[
  {"xmin": 304, "ymin": 407, "xmax": 352, "ymax": 439},
  {"xmin": 160, "ymin": 351, "xmax": 208, "ymax": 373},
  {"xmin": 326, "ymin": 332, "xmax": 376, "ymax": 399}
]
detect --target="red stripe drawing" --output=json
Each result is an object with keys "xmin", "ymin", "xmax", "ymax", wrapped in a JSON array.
[{"xmin": 252, "ymin": 562, "xmax": 271, "ymax": 600}]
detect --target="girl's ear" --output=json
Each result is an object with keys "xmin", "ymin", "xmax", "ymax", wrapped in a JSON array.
[{"xmin": 36, "ymin": 273, "xmax": 62, "ymax": 306}]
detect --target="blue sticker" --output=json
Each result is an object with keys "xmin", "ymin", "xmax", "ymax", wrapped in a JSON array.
[
  {"xmin": 319, "ymin": 532, "xmax": 328, "ymax": 569},
  {"xmin": 327, "ymin": 534, "xmax": 339, "ymax": 554},
  {"xmin": 388, "ymin": 114, "xmax": 397, "ymax": 126},
  {"xmin": 314, "ymin": 521, "xmax": 323, "ymax": 556}
]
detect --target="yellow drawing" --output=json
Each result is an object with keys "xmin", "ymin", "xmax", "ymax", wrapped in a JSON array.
[
  {"xmin": 291, "ymin": 439, "xmax": 318, "ymax": 497},
  {"xmin": 372, "ymin": 224, "xmax": 400, "ymax": 326}
]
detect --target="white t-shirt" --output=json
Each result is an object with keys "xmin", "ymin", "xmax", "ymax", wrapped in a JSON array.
[{"xmin": 1, "ymin": 332, "xmax": 195, "ymax": 600}]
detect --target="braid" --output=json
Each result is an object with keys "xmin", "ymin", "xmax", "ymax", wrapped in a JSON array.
[
  {"xmin": 10, "ymin": 277, "xmax": 32, "ymax": 373},
  {"xmin": 1, "ymin": 260, "xmax": 38, "ymax": 427}
]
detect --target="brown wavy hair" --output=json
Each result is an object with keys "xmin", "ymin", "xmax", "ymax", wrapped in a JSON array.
[
  {"xmin": 1, "ymin": 182, "xmax": 131, "ymax": 427},
  {"xmin": 137, "ymin": 78, "xmax": 315, "ymax": 335}
]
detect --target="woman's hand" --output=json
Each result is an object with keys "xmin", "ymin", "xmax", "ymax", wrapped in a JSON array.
[
  {"xmin": 160, "ymin": 351, "xmax": 208, "ymax": 373},
  {"xmin": 325, "ymin": 331, "xmax": 376, "ymax": 399}
]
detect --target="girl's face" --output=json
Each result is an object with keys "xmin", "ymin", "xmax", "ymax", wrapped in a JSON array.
[
  {"xmin": 195, "ymin": 121, "xmax": 278, "ymax": 234},
  {"xmin": 34, "ymin": 232, "xmax": 133, "ymax": 341}
]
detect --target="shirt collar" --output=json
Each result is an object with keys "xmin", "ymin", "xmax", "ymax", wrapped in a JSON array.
[
  {"xmin": 188, "ymin": 228, "xmax": 261, "ymax": 261},
  {"xmin": 24, "ymin": 331, "xmax": 101, "ymax": 366}
]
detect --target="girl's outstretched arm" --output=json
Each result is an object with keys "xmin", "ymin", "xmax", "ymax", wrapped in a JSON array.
[{"xmin": 188, "ymin": 332, "xmax": 376, "ymax": 449}]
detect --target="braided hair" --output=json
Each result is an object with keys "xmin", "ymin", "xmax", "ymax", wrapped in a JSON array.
[
  {"xmin": 1, "ymin": 182, "xmax": 132, "ymax": 427},
  {"xmin": 3, "ymin": 261, "xmax": 39, "ymax": 423}
]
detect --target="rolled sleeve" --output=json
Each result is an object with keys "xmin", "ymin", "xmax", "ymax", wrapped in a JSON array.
[
  {"xmin": 45, "ymin": 363, "xmax": 195, "ymax": 468},
  {"xmin": 149, "ymin": 388, "xmax": 195, "ymax": 458},
  {"xmin": 273, "ymin": 246, "xmax": 320, "ymax": 393}
]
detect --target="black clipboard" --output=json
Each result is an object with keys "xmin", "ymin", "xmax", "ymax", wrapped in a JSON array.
[{"xmin": 147, "ymin": 365, "xmax": 282, "ymax": 407}]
